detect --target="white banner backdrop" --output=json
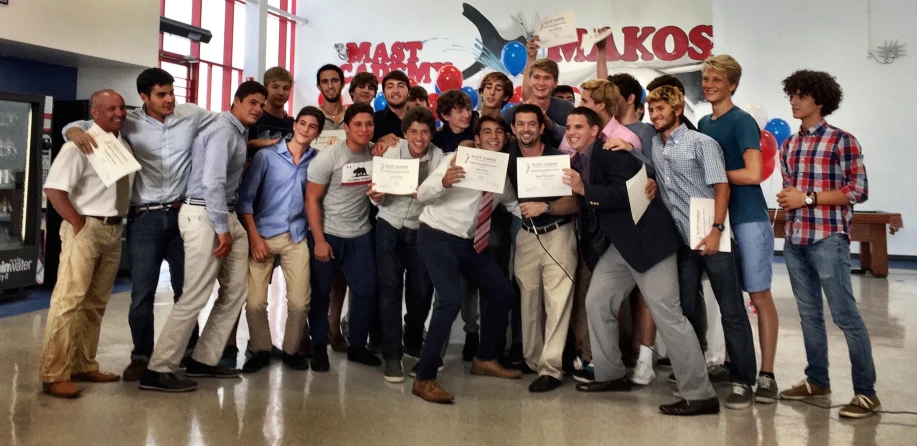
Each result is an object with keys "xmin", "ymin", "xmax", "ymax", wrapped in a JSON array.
[{"xmin": 295, "ymin": 0, "xmax": 713, "ymax": 121}]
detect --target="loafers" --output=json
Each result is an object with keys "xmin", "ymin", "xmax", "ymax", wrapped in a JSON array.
[
  {"xmin": 412, "ymin": 379, "xmax": 454, "ymax": 404},
  {"xmin": 71, "ymin": 370, "xmax": 120, "ymax": 383},
  {"xmin": 43, "ymin": 381, "xmax": 81, "ymax": 398},
  {"xmin": 659, "ymin": 397, "xmax": 720, "ymax": 416},
  {"xmin": 470, "ymin": 358, "xmax": 522, "ymax": 379},
  {"xmin": 575, "ymin": 377, "xmax": 632, "ymax": 393}
]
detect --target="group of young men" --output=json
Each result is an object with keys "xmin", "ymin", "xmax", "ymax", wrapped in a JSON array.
[{"xmin": 39, "ymin": 34, "xmax": 880, "ymax": 418}]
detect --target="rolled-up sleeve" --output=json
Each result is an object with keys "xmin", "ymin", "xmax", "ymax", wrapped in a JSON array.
[{"xmin": 838, "ymin": 133, "xmax": 868, "ymax": 204}]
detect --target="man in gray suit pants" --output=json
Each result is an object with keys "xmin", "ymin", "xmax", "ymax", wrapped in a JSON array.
[{"xmin": 561, "ymin": 107, "xmax": 719, "ymax": 416}]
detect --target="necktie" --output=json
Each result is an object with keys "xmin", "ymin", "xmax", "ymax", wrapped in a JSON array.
[
  {"xmin": 115, "ymin": 175, "xmax": 130, "ymax": 215},
  {"xmin": 474, "ymin": 192, "xmax": 493, "ymax": 254}
]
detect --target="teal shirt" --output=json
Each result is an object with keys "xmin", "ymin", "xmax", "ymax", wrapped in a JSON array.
[{"xmin": 698, "ymin": 107, "xmax": 769, "ymax": 225}]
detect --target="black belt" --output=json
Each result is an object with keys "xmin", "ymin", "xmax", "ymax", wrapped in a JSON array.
[
  {"xmin": 87, "ymin": 215, "xmax": 123, "ymax": 225},
  {"xmin": 523, "ymin": 218, "xmax": 571, "ymax": 235},
  {"xmin": 184, "ymin": 198, "xmax": 235, "ymax": 212},
  {"xmin": 133, "ymin": 201, "xmax": 182, "ymax": 213}
]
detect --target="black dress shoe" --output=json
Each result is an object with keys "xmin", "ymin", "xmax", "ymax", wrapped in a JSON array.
[
  {"xmin": 139, "ymin": 370, "xmax": 197, "ymax": 392},
  {"xmin": 659, "ymin": 397, "xmax": 721, "ymax": 416},
  {"xmin": 348, "ymin": 346, "xmax": 382, "ymax": 366},
  {"xmin": 282, "ymin": 353, "xmax": 310, "ymax": 371},
  {"xmin": 311, "ymin": 344, "xmax": 330, "ymax": 372},
  {"xmin": 242, "ymin": 351, "xmax": 271, "ymax": 374},
  {"xmin": 529, "ymin": 375, "xmax": 563, "ymax": 393},
  {"xmin": 462, "ymin": 333, "xmax": 479, "ymax": 362},
  {"xmin": 185, "ymin": 359, "xmax": 241, "ymax": 378},
  {"xmin": 575, "ymin": 377, "xmax": 632, "ymax": 393}
]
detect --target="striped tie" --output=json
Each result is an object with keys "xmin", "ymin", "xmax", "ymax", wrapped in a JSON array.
[{"xmin": 474, "ymin": 192, "xmax": 493, "ymax": 254}]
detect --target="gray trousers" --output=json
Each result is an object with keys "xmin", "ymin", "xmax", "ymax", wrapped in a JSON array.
[{"xmin": 585, "ymin": 245, "xmax": 715, "ymax": 401}]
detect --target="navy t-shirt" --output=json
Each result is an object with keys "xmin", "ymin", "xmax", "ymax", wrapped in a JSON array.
[{"xmin": 698, "ymin": 106, "xmax": 769, "ymax": 225}]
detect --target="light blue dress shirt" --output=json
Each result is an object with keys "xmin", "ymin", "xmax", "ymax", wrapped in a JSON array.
[
  {"xmin": 185, "ymin": 112, "xmax": 248, "ymax": 234},
  {"xmin": 237, "ymin": 140, "xmax": 317, "ymax": 243},
  {"xmin": 62, "ymin": 103, "xmax": 219, "ymax": 205}
]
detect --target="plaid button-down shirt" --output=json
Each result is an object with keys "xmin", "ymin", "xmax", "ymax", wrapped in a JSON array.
[
  {"xmin": 780, "ymin": 119, "xmax": 868, "ymax": 245},
  {"xmin": 652, "ymin": 124, "xmax": 729, "ymax": 245}
]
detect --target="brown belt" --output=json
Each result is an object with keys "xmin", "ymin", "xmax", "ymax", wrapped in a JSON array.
[{"xmin": 87, "ymin": 215, "xmax": 124, "ymax": 225}]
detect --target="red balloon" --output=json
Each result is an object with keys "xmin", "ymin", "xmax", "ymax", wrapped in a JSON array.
[
  {"xmin": 317, "ymin": 93, "xmax": 324, "ymax": 106},
  {"xmin": 510, "ymin": 86, "xmax": 523, "ymax": 104},
  {"xmin": 760, "ymin": 129, "xmax": 778, "ymax": 181},
  {"xmin": 435, "ymin": 65, "xmax": 464, "ymax": 93},
  {"xmin": 572, "ymin": 86, "xmax": 580, "ymax": 94},
  {"xmin": 428, "ymin": 92, "xmax": 439, "ymax": 120}
]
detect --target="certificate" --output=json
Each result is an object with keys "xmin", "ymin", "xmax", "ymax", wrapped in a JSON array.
[
  {"xmin": 689, "ymin": 197, "xmax": 731, "ymax": 252},
  {"xmin": 372, "ymin": 157, "xmax": 419, "ymax": 195},
  {"xmin": 313, "ymin": 130, "xmax": 345, "ymax": 150},
  {"xmin": 341, "ymin": 161, "xmax": 372, "ymax": 186},
  {"xmin": 516, "ymin": 155, "xmax": 571, "ymax": 198},
  {"xmin": 454, "ymin": 147, "xmax": 509, "ymax": 194},
  {"xmin": 580, "ymin": 28, "xmax": 614, "ymax": 52},
  {"xmin": 86, "ymin": 132, "xmax": 141, "ymax": 187},
  {"xmin": 535, "ymin": 10, "xmax": 579, "ymax": 49},
  {"xmin": 625, "ymin": 164, "xmax": 650, "ymax": 224}
]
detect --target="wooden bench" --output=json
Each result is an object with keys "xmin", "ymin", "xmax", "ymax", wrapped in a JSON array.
[{"xmin": 768, "ymin": 210, "xmax": 903, "ymax": 278}]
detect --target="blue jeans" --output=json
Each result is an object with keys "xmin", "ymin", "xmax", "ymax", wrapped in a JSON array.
[
  {"xmin": 308, "ymin": 232, "xmax": 377, "ymax": 348},
  {"xmin": 783, "ymin": 234, "xmax": 876, "ymax": 396},
  {"xmin": 375, "ymin": 219, "xmax": 434, "ymax": 360},
  {"xmin": 416, "ymin": 226, "xmax": 514, "ymax": 380},
  {"xmin": 677, "ymin": 244, "xmax": 756, "ymax": 386},
  {"xmin": 127, "ymin": 207, "xmax": 198, "ymax": 361}
]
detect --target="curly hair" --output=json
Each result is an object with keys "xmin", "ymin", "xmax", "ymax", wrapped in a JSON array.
[{"xmin": 781, "ymin": 70, "xmax": 843, "ymax": 117}]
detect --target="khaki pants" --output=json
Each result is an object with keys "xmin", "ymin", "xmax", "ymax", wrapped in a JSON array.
[
  {"xmin": 246, "ymin": 232, "xmax": 311, "ymax": 354},
  {"xmin": 148, "ymin": 206, "xmax": 249, "ymax": 372},
  {"xmin": 571, "ymin": 250, "xmax": 593, "ymax": 362},
  {"xmin": 514, "ymin": 224, "xmax": 577, "ymax": 379},
  {"xmin": 40, "ymin": 218, "xmax": 122, "ymax": 383}
]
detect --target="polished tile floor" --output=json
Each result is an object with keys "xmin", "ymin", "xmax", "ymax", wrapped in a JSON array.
[{"xmin": 1, "ymin": 263, "xmax": 916, "ymax": 446}]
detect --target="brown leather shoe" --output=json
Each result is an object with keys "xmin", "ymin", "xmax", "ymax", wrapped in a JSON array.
[
  {"xmin": 122, "ymin": 360, "xmax": 148, "ymax": 382},
  {"xmin": 71, "ymin": 370, "xmax": 120, "ymax": 383},
  {"xmin": 412, "ymin": 379, "xmax": 454, "ymax": 403},
  {"xmin": 43, "ymin": 381, "xmax": 82, "ymax": 398},
  {"xmin": 471, "ymin": 358, "xmax": 522, "ymax": 379},
  {"xmin": 330, "ymin": 333, "xmax": 349, "ymax": 353}
]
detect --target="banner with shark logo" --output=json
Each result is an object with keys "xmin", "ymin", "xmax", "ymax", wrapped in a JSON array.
[{"xmin": 297, "ymin": 0, "xmax": 712, "ymax": 120}]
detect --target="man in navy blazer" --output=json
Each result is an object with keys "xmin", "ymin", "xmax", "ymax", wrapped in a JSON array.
[{"xmin": 562, "ymin": 107, "xmax": 719, "ymax": 416}]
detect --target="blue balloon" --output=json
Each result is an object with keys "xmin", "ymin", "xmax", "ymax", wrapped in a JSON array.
[
  {"xmin": 436, "ymin": 120, "xmax": 442, "ymax": 129},
  {"xmin": 765, "ymin": 118, "xmax": 792, "ymax": 147},
  {"xmin": 434, "ymin": 84, "xmax": 442, "ymax": 95},
  {"xmin": 502, "ymin": 102, "xmax": 515, "ymax": 113},
  {"xmin": 373, "ymin": 93, "xmax": 387, "ymax": 112},
  {"xmin": 641, "ymin": 87, "xmax": 647, "ymax": 104},
  {"xmin": 462, "ymin": 86, "xmax": 479, "ymax": 109},
  {"xmin": 501, "ymin": 41, "xmax": 527, "ymax": 77}
]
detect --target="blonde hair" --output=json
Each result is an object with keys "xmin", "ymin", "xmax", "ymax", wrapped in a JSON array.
[
  {"xmin": 702, "ymin": 55, "xmax": 742, "ymax": 93},
  {"xmin": 530, "ymin": 59, "xmax": 559, "ymax": 81},
  {"xmin": 263, "ymin": 67, "xmax": 293, "ymax": 85},
  {"xmin": 646, "ymin": 86, "xmax": 684, "ymax": 110},
  {"xmin": 580, "ymin": 79, "xmax": 622, "ymax": 117}
]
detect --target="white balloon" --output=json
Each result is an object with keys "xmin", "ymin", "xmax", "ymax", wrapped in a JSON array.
[{"xmin": 742, "ymin": 102, "xmax": 769, "ymax": 129}]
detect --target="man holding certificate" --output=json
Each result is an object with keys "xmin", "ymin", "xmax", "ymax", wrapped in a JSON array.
[
  {"xmin": 562, "ymin": 107, "xmax": 718, "ymax": 416},
  {"xmin": 647, "ymin": 86, "xmax": 757, "ymax": 410},
  {"xmin": 411, "ymin": 115, "xmax": 522, "ymax": 403},
  {"xmin": 41, "ymin": 90, "xmax": 132, "ymax": 398},
  {"xmin": 367, "ymin": 107, "xmax": 444, "ymax": 383},
  {"xmin": 506, "ymin": 104, "xmax": 579, "ymax": 393}
]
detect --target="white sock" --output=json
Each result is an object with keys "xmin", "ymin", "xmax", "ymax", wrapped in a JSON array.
[{"xmin": 638, "ymin": 345, "xmax": 653, "ymax": 363}]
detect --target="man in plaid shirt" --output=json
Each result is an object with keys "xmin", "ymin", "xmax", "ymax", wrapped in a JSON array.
[{"xmin": 776, "ymin": 70, "xmax": 879, "ymax": 418}]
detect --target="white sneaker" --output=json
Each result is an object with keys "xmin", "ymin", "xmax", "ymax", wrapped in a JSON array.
[{"xmin": 629, "ymin": 358, "xmax": 656, "ymax": 385}]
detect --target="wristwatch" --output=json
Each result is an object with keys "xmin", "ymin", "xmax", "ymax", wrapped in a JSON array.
[
  {"xmin": 804, "ymin": 192, "xmax": 817, "ymax": 207},
  {"xmin": 712, "ymin": 223, "xmax": 726, "ymax": 232},
  {"xmin": 545, "ymin": 202, "xmax": 554, "ymax": 214}
]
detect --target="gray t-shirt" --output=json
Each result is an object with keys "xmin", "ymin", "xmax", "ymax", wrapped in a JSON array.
[{"xmin": 307, "ymin": 140, "xmax": 373, "ymax": 238}]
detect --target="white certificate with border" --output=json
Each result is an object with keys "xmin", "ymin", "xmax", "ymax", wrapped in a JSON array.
[
  {"xmin": 689, "ymin": 197, "xmax": 731, "ymax": 252},
  {"xmin": 312, "ymin": 130, "xmax": 345, "ymax": 151},
  {"xmin": 454, "ymin": 147, "xmax": 509, "ymax": 194},
  {"xmin": 86, "ymin": 132, "xmax": 141, "ymax": 187},
  {"xmin": 516, "ymin": 155, "xmax": 571, "ymax": 198},
  {"xmin": 535, "ymin": 10, "xmax": 579, "ymax": 49},
  {"xmin": 372, "ymin": 156, "xmax": 419, "ymax": 195},
  {"xmin": 625, "ymin": 164, "xmax": 650, "ymax": 224}
]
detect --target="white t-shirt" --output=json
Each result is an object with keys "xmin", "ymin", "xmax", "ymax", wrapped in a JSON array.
[{"xmin": 44, "ymin": 124, "xmax": 133, "ymax": 217}]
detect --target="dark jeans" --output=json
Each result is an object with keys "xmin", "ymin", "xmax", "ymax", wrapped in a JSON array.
[
  {"xmin": 308, "ymin": 232, "xmax": 377, "ymax": 348},
  {"xmin": 127, "ymin": 207, "xmax": 198, "ymax": 361},
  {"xmin": 677, "ymin": 244, "xmax": 756, "ymax": 385},
  {"xmin": 783, "ymin": 234, "xmax": 876, "ymax": 396},
  {"xmin": 375, "ymin": 219, "xmax": 434, "ymax": 360},
  {"xmin": 415, "ymin": 226, "xmax": 514, "ymax": 380}
]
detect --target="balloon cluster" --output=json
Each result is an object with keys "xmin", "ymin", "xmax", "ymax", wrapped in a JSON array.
[{"xmin": 742, "ymin": 102, "xmax": 792, "ymax": 181}]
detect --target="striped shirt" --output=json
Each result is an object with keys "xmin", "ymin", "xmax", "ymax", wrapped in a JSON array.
[{"xmin": 780, "ymin": 120, "xmax": 868, "ymax": 245}]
